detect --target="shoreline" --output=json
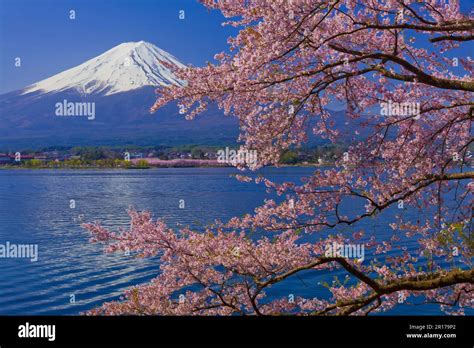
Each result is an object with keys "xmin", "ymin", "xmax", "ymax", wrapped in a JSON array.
[
  {"xmin": 0, "ymin": 164, "xmax": 325, "ymax": 170},
  {"xmin": 0, "ymin": 157, "xmax": 330, "ymax": 170},
  {"xmin": 0, "ymin": 163, "xmax": 327, "ymax": 170}
]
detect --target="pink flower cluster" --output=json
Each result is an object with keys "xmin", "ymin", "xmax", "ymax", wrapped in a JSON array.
[{"xmin": 84, "ymin": 0, "xmax": 473, "ymax": 315}]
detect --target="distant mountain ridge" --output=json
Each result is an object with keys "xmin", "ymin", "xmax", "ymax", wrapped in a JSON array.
[
  {"xmin": 0, "ymin": 41, "xmax": 239, "ymax": 149},
  {"xmin": 0, "ymin": 41, "xmax": 357, "ymax": 150}
]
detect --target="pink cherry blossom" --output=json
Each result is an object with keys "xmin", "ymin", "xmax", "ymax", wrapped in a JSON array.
[{"xmin": 83, "ymin": 0, "xmax": 473, "ymax": 316}]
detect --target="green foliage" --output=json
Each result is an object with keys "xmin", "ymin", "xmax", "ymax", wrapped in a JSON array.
[
  {"xmin": 27, "ymin": 159, "xmax": 43, "ymax": 167},
  {"xmin": 71, "ymin": 147, "xmax": 107, "ymax": 160},
  {"xmin": 280, "ymin": 150, "xmax": 299, "ymax": 164},
  {"xmin": 191, "ymin": 148, "xmax": 205, "ymax": 159},
  {"xmin": 136, "ymin": 160, "xmax": 149, "ymax": 168}
]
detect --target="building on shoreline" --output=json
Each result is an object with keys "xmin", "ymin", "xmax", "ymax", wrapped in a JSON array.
[{"xmin": 0, "ymin": 153, "xmax": 44, "ymax": 164}]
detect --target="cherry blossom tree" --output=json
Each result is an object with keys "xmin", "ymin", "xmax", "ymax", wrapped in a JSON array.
[{"xmin": 83, "ymin": 0, "xmax": 473, "ymax": 315}]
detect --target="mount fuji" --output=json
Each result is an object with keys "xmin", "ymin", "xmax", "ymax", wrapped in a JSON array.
[
  {"xmin": 22, "ymin": 41, "xmax": 186, "ymax": 96},
  {"xmin": 0, "ymin": 41, "xmax": 238, "ymax": 149}
]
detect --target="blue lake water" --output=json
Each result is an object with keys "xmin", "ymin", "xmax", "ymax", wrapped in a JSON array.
[{"xmin": 0, "ymin": 168, "xmax": 469, "ymax": 315}]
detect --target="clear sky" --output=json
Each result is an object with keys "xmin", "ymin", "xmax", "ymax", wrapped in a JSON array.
[
  {"xmin": 0, "ymin": 0, "xmax": 236, "ymax": 93},
  {"xmin": 0, "ymin": 0, "xmax": 472, "ymax": 94}
]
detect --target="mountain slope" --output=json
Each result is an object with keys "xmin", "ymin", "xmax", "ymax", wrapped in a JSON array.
[
  {"xmin": 22, "ymin": 41, "xmax": 186, "ymax": 96},
  {"xmin": 0, "ymin": 41, "xmax": 239, "ymax": 149},
  {"xmin": 0, "ymin": 41, "xmax": 356, "ymax": 150}
]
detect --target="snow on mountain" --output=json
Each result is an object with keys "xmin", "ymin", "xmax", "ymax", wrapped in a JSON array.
[
  {"xmin": 0, "ymin": 41, "xmax": 240, "ymax": 148},
  {"xmin": 22, "ymin": 41, "xmax": 186, "ymax": 96}
]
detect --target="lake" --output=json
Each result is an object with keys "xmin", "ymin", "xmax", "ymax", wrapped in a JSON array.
[{"xmin": 0, "ymin": 168, "xmax": 468, "ymax": 315}]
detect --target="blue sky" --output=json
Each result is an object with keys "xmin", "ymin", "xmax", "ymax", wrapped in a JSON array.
[
  {"xmin": 0, "ymin": 0, "xmax": 472, "ymax": 94},
  {"xmin": 0, "ymin": 0, "xmax": 236, "ymax": 93}
]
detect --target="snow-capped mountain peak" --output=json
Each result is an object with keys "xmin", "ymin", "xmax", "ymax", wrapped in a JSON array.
[{"xmin": 22, "ymin": 41, "xmax": 186, "ymax": 96}]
